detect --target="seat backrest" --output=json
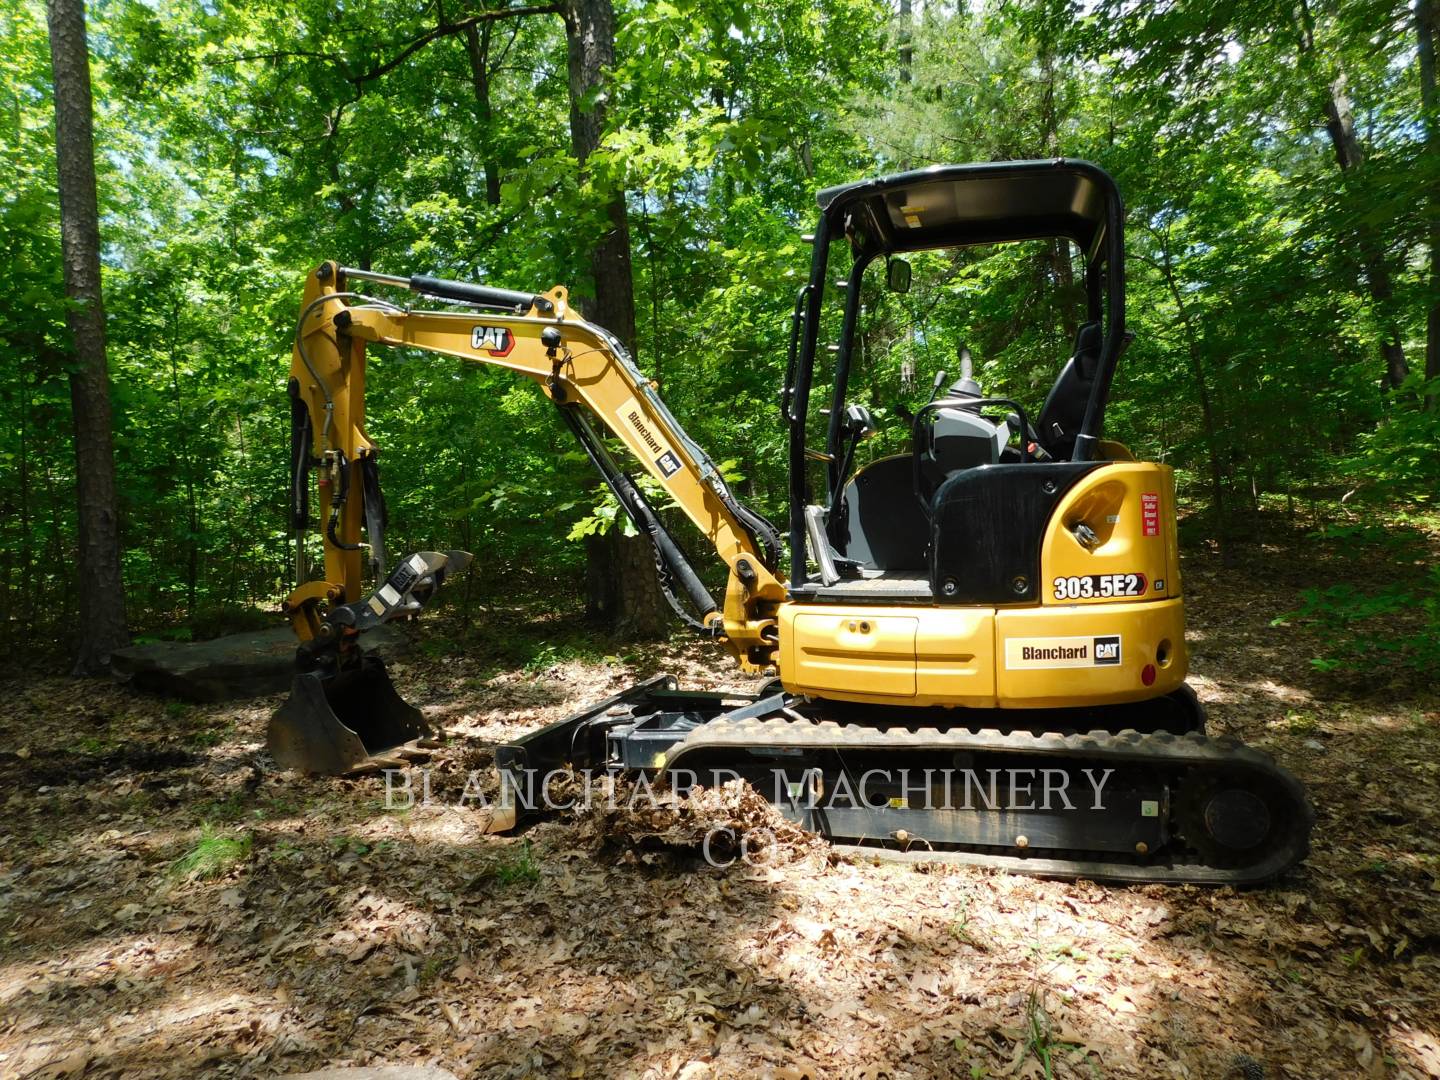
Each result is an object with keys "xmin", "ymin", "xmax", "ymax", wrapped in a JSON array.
[{"xmin": 1036, "ymin": 321, "xmax": 1101, "ymax": 460}]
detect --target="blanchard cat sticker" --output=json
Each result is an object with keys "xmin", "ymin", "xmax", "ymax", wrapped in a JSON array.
[
  {"xmin": 617, "ymin": 396, "xmax": 682, "ymax": 479},
  {"xmin": 1005, "ymin": 635, "xmax": 1123, "ymax": 669},
  {"xmin": 470, "ymin": 325, "xmax": 514, "ymax": 357}
]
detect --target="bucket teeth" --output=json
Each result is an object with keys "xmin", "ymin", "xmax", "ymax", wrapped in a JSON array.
[{"xmin": 273, "ymin": 548, "xmax": 470, "ymax": 774}]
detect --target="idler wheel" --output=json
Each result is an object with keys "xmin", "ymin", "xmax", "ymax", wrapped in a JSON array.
[{"xmin": 1203, "ymin": 788, "xmax": 1271, "ymax": 851}]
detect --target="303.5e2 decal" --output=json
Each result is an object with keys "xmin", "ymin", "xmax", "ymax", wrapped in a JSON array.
[{"xmin": 1052, "ymin": 572, "xmax": 1147, "ymax": 601}]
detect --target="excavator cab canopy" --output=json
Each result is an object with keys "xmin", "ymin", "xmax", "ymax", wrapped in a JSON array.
[
  {"xmin": 815, "ymin": 160, "xmax": 1116, "ymax": 260},
  {"xmin": 783, "ymin": 159, "xmax": 1130, "ymax": 591}
]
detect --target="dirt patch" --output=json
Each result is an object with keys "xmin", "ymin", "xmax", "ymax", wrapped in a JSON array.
[
  {"xmin": 1, "ymin": 531, "xmax": 1438, "ymax": 1078},
  {"xmin": 566, "ymin": 775, "xmax": 828, "ymax": 867},
  {"xmin": 0, "ymin": 746, "xmax": 199, "ymax": 789}
]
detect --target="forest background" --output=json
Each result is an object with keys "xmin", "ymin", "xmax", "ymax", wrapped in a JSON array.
[{"xmin": 4, "ymin": 0, "xmax": 1438, "ymax": 677}]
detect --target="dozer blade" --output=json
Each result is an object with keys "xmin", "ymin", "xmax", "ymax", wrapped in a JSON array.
[{"xmin": 268, "ymin": 654, "xmax": 441, "ymax": 775}]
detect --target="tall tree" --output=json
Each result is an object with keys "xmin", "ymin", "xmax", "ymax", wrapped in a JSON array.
[
  {"xmin": 1295, "ymin": 0, "xmax": 1409, "ymax": 391},
  {"xmin": 564, "ymin": 0, "xmax": 666, "ymax": 639},
  {"xmin": 563, "ymin": 0, "xmax": 637, "ymax": 349},
  {"xmin": 45, "ymin": 0, "xmax": 128, "ymax": 673},
  {"xmin": 1418, "ymin": 0, "xmax": 1440, "ymax": 408},
  {"xmin": 462, "ymin": 18, "xmax": 504, "ymax": 207}
]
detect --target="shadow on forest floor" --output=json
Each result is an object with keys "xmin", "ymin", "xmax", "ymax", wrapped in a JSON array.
[{"xmin": 0, "ymin": 519, "xmax": 1438, "ymax": 1078}]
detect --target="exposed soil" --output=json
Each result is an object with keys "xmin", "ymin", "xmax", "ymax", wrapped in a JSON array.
[{"xmin": 1, "ymin": 533, "xmax": 1438, "ymax": 1079}]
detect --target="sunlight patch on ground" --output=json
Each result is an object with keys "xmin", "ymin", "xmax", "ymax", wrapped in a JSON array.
[
  {"xmin": 400, "ymin": 805, "xmax": 497, "ymax": 846},
  {"xmin": 0, "ymin": 933, "xmax": 200, "ymax": 1008},
  {"xmin": 1389, "ymin": 1023, "xmax": 1440, "ymax": 1076},
  {"xmin": 1233, "ymin": 676, "xmax": 1315, "ymax": 706},
  {"xmin": 315, "ymin": 887, "xmax": 443, "ymax": 964},
  {"xmin": 0, "ymin": 978, "xmax": 273, "ymax": 1077}
]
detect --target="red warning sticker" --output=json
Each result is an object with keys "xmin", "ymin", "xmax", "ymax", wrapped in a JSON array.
[{"xmin": 1141, "ymin": 492, "xmax": 1160, "ymax": 537}]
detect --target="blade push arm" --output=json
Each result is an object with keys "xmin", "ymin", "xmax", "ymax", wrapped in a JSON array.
[{"xmin": 287, "ymin": 262, "xmax": 784, "ymax": 668}]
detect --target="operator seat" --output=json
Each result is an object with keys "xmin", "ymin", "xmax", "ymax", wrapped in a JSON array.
[{"xmin": 1036, "ymin": 321, "xmax": 1101, "ymax": 461}]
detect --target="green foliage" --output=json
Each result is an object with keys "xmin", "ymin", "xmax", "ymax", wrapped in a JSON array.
[
  {"xmin": 1280, "ymin": 571, "xmax": 1440, "ymax": 677},
  {"xmin": 3, "ymin": 0, "xmax": 1437, "ymax": 663},
  {"xmin": 1021, "ymin": 986, "xmax": 1084, "ymax": 1080},
  {"xmin": 490, "ymin": 839, "xmax": 541, "ymax": 887},
  {"xmin": 1274, "ymin": 522, "xmax": 1440, "ymax": 677},
  {"xmin": 199, "ymin": 791, "xmax": 250, "ymax": 823},
  {"xmin": 1343, "ymin": 377, "xmax": 1440, "ymax": 502},
  {"xmin": 170, "ymin": 824, "xmax": 253, "ymax": 880}
]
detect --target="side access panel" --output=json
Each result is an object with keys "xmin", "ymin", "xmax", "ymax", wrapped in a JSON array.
[
  {"xmin": 779, "ymin": 605, "xmax": 998, "ymax": 707},
  {"xmin": 788, "ymin": 612, "xmax": 918, "ymax": 697}
]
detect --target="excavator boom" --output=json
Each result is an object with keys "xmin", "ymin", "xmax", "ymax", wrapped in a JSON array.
[{"xmin": 271, "ymin": 262, "xmax": 784, "ymax": 774}]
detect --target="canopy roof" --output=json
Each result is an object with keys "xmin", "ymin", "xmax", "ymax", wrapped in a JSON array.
[{"xmin": 816, "ymin": 159, "xmax": 1120, "ymax": 261}]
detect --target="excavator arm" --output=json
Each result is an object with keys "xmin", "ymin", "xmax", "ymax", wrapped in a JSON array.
[{"xmin": 284, "ymin": 261, "xmax": 785, "ymax": 670}]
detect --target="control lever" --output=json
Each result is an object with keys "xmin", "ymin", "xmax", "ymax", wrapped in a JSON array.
[{"xmin": 925, "ymin": 369, "xmax": 947, "ymax": 405}]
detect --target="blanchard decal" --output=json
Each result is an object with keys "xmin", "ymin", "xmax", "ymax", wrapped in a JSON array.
[
  {"xmin": 1005, "ymin": 635, "xmax": 1123, "ymax": 669},
  {"xmin": 470, "ymin": 325, "xmax": 514, "ymax": 357},
  {"xmin": 617, "ymin": 396, "xmax": 682, "ymax": 480},
  {"xmin": 1052, "ymin": 573, "xmax": 1147, "ymax": 600}
]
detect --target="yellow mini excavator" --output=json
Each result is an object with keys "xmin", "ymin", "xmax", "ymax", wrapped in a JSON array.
[{"xmin": 269, "ymin": 159, "xmax": 1312, "ymax": 884}]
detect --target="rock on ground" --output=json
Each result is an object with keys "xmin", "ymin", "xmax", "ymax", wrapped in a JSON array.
[{"xmin": 109, "ymin": 624, "xmax": 410, "ymax": 702}]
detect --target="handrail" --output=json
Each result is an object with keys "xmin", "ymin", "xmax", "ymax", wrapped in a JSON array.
[{"xmin": 780, "ymin": 283, "xmax": 813, "ymax": 422}]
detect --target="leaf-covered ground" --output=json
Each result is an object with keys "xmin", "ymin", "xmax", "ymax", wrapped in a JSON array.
[{"xmin": 2, "ymin": 533, "xmax": 1439, "ymax": 1079}]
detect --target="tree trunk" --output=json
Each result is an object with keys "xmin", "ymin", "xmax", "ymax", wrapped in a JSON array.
[
  {"xmin": 897, "ymin": 0, "xmax": 913, "ymax": 84},
  {"xmin": 46, "ymin": 0, "xmax": 128, "ymax": 673},
  {"xmin": 463, "ymin": 21, "xmax": 503, "ymax": 207},
  {"xmin": 1321, "ymin": 71, "xmax": 1410, "ymax": 390},
  {"xmin": 167, "ymin": 306, "xmax": 199, "ymax": 619},
  {"xmin": 1297, "ymin": 0, "xmax": 1410, "ymax": 391},
  {"xmin": 563, "ymin": 0, "xmax": 637, "ymax": 353},
  {"xmin": 1418, "ymin": 0, "xmax": 1440, "ymax": 409},
  {"xmin": 563, "ymin": 0, "xmax": 664, "ymax": 639},
  {"xmin": 1159, "ymin": 246, "xmax": 1231, "ymax": 562},
  {"xmin": 1037, "ymin": 44, "xmax": 1076, "ymax": 342},
  {"xmin": 585, "ymin": 529, "xmax": 668, "ymax": 638},
  {"xmin": 18, "ymin": 373, "xmax": 33, "ymax": 629}
]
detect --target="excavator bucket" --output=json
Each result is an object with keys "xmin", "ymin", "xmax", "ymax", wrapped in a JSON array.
[
  {"xmin": 268, "ymin": 551, "xmax": 472, "ymax": 775},
  {"xmin": 267, "ymin": 654, "xmax": 441, "ymax": 775}
]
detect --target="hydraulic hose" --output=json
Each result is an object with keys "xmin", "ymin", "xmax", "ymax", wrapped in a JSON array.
[{"xmin": 557, "ymin": 407, "xmax": 721, "ymax": 636}]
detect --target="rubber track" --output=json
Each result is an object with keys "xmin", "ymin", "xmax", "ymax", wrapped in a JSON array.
[{"xmin": 664, "ymin": 715, "xmax": 1314, "ymax": 886}]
